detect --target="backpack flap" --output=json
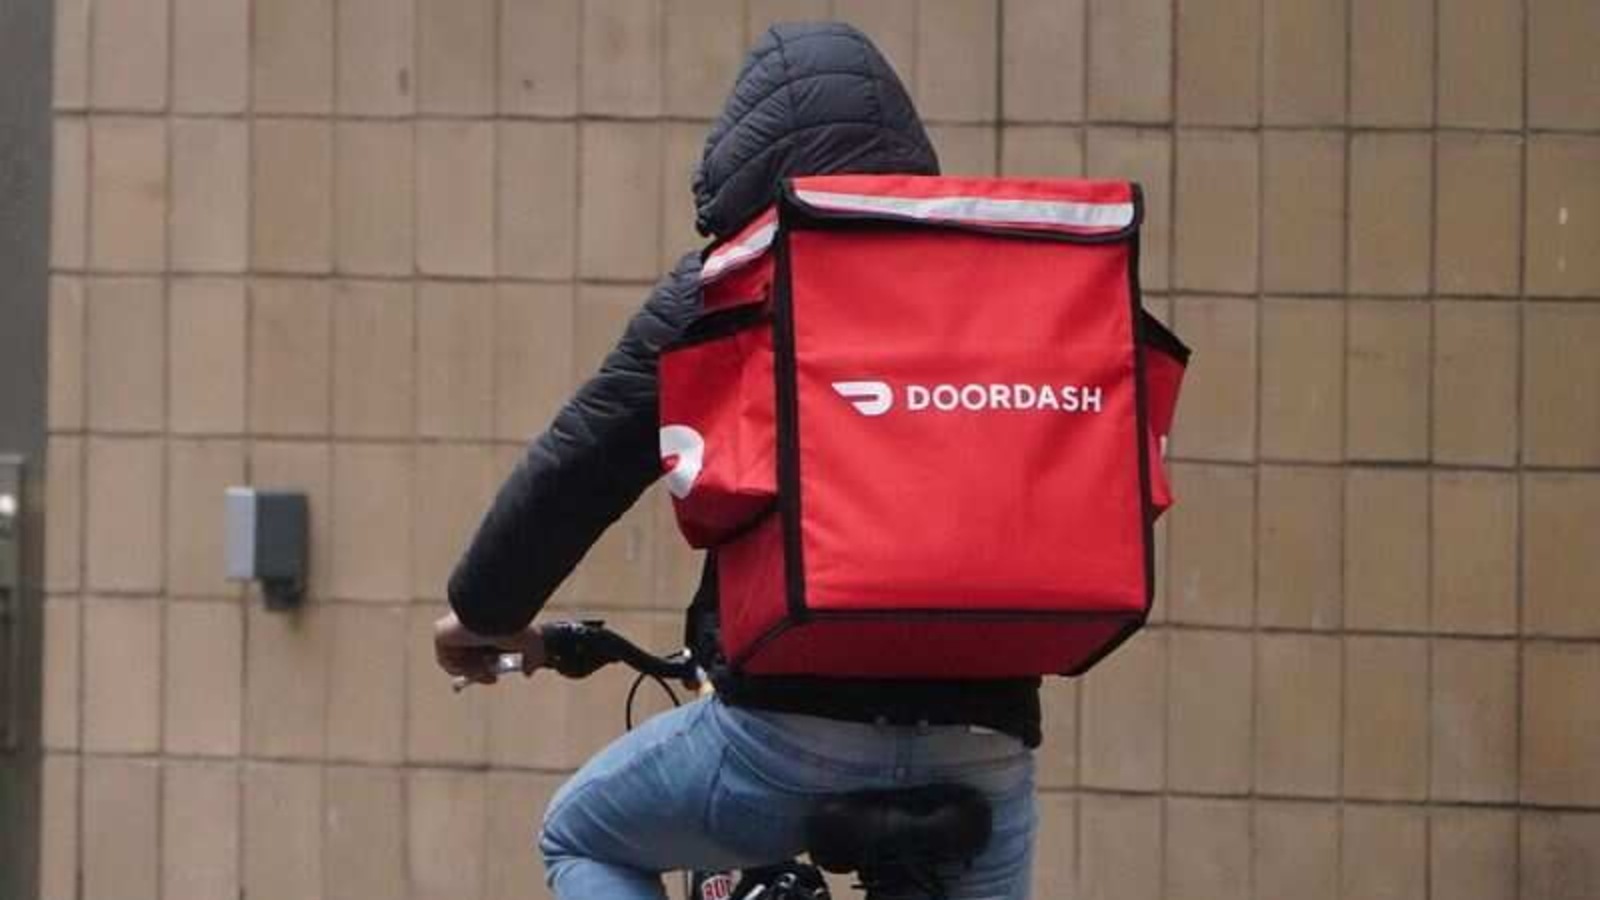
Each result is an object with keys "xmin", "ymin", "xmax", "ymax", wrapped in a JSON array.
[
  {"xmin": 1139, "ymin": 310, "xmax": 1191, "ymax": 519},
  {"xmin": 656, "ymin": 211, "xmax": 786, "ymax": 548},
  {"xmin": 700, "ymin": 208, "xmax": 777, "ymax": 312},
  {"xmin": 658, "ymin": 309, "xmax": 777, "ymax": 549}
]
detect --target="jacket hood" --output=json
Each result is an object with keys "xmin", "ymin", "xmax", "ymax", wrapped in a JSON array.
[{"xmin": 693, "ymin": 22, "xmax": 941, "ymax": 239}]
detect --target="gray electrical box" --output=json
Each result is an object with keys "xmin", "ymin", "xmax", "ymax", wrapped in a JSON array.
[{"xmin": 226, "ymin": 487, "xmax": 308, "ymax": 609}]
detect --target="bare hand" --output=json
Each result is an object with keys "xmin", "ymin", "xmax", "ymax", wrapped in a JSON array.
[{"xmin": 433, "ymin": 612, "xmax": 545, "ymax": 687}]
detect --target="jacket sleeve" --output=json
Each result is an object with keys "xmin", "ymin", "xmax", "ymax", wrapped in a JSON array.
[{"xmin": 446, "ymin": 254, "xmax": 703, "ymax": 635}]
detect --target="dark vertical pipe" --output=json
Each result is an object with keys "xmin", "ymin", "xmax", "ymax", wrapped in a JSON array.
[{"xmin": 0, "ymin": 0, "xmax": 55, "ymax": 896}]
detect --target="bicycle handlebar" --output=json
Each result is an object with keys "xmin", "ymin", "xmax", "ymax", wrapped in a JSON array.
[
  {"xmin": 450, "ymin": 620, "xmax": 699, "ymax": 692},
  {"xmin": 541, "ymin": 620, "xmax": 700, "ymax": 683}
]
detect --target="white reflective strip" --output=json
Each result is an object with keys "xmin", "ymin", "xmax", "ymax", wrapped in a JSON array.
[
  {"xmin": 794, "ymin": 189, "xmax": 1135, "ymax": 230},
  {"xmin": 701, "ymin": 221, "xmax": 777, "ymax": 281}
]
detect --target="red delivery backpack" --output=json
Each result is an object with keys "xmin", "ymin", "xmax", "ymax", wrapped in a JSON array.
[{"xmin": 659, "ymin": 175, "xmax": 1189, "ymax": 679}]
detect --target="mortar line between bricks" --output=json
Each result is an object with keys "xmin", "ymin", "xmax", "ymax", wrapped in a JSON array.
[
  {"xmin": 60, "ymin": 103, "xmax": 1600, "ymax": 137},
  {"xmin": 60, "ymin": 746, "xmax": 1598, "ymax": 815}
]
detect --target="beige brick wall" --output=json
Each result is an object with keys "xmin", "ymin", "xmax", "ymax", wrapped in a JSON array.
[{"xmin": 41, "ymin": 0, "xmax": 1600, "ymax": 898}]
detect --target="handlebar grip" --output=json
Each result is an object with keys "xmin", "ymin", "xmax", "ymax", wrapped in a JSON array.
[
  {"xmin": 539, "ymin": 620, "xmax": 698, "ymax": 682},
  {"xmin": 539, "ymin": 620, "xmax": 614, "ymax": 678}
]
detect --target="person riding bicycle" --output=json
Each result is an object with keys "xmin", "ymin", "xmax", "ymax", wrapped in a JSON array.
[{"xmin": 435, "ymin": 22, "xmax": 1041, "ymax": 899}]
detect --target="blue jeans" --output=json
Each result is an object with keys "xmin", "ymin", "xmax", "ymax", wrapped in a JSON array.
[{"xmin": 540, "ymin": 697, "xmax": 1037, "ymax": 899}]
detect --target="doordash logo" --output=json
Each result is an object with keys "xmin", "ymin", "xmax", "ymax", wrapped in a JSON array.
[
  {"xmin": 658, "ymin": 425, "xmax": 705, "ymax": 498},
  {"xmin": 831, "ymin": 381, "xmax": 895, "ymax": 417},
  {"xmin": 831, "ymin": 380, "xmax": 1106, "ymax": 416}
]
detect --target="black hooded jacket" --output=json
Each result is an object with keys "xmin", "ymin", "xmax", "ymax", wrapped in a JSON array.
[{"xmin": 448, "ymin": 22, "xmax": 1041, "ymax": 746}]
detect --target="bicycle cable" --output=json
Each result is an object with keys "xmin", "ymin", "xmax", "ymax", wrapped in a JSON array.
[{"xmin": 624, "ymin": 670, "xmax": 682, "ymax": 730}]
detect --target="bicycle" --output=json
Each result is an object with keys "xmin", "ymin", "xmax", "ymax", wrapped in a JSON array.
[{"xmin": 454, "ymin": 620, "xmax": 995, "ymax": 900}]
